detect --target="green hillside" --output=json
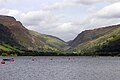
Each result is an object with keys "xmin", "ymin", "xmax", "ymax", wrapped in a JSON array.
[
  {"xmin": 0, "ymin": 45, "xmax": 12, "ymax": 52},
  {"xmin": 0, "ymin": 43, "xmax": 22, "ymax": 56},
  {"xmin": 0, "ymin": 15, "xmax": 67, "ymax": 53},
  {"xmin": 74, "ymin": 25, "xmax": 120, "ymax": 56},
  {"xmin": 29, "ymin": 30, "xmax": 67, "ymax": 51}
]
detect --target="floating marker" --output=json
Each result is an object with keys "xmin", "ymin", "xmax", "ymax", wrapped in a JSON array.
[
  {"xmin": 11, "ymin": 59, "xmax": 14, "ymax": 62},
  {"xmin": 1, "ymin": 61, "xmax": 5, "ymax": 64},
  {"xmin": 11, "ymin": 58, "xmax": 15, "ymax": 62},
  {"xmin": 32, "ymin": 58, "xmax": 34, "ymax": 61},
  {"xmin": 68, "ymin": 58, "xmax": 70, "ymax": 60},
  {"xmin": 32, "ymin": 57, "xmax": 36, "ymax": 61}
]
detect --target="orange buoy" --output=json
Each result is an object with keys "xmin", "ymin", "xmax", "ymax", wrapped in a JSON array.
[{"xmin": 1, "ymin": 61, "xmax": 5, "ymax": 64}]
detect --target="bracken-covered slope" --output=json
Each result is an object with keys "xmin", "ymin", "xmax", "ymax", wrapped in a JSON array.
[
  {"xmin": 0, "ymin": 15, "xmax": 67, "ymax": 52},
  {"xmin": 70, "ymin": 24, "xmax": 120, "ymax": 55}
]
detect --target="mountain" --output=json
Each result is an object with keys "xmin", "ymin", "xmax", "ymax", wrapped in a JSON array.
[
  {"xmin": 0, "ymin": 15, "xmax": 66, "ymax": 52},
  {"xmin": 69, "ymin": 25, "xmax": 119, "ymax": 48},
  {"xmin": 69, "ymin": 24, "xmax": 120, "ymax": 56},
  {"xmin": 29, "ymin": 30, "xmax": 67, "ymax": 50},
  {"xmin": 0, "ymin": 15, "xmax": 35, "ymax": 48}
]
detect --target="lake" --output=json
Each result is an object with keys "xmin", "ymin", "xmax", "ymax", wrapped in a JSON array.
[{"xmin": 0, "ymin": 56, "xmax": 120, "ymax": 80}]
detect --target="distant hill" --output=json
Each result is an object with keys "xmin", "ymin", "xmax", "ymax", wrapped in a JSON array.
[
  {"xmin": 0, "ymin": 15, "xmax": 67, "ymax": 53},
  {"xmin": 29, "ymin": 30, "xmax": 67, "ymax": 50},
  {"xmin": 69, "ymin": 24, "xmax": 120, "ymax": 56}
]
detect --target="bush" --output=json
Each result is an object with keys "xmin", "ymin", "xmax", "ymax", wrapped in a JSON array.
[{"xmin": 1, "ymin": 53, "xmax": 8, "ymax": 56}]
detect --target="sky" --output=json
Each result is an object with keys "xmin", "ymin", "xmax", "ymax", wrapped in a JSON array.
[{"xmin": 0, "ymin": 0, "xmax": 120, "ymax": 41}]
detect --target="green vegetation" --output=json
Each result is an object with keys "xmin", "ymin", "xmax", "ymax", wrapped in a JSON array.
[
  {"xmin": 16, "ymin": 50, "xmax": 79, "ymax": 56},
  {"xmin": 29, "ymin": 30, "xmax": 67, "ymax": 50},
  {"xmin": 0, "ymin": 45, "xmax": 12, "ymax": 52},
  {"xmin": 0, "ymin": 43, "xmax": 23, "ymax": 56},
  {"xmin": 74, "ymin": 26, "xmax": 120, "ymax": 56},
  {"xmin": 0, "ymin": 15, "xmax": 120, "ymax": 56},
  {"xmin": 0, "ymin": 42, "xmax": 80, "ymax": 56},
  {"xmin": 1, "ymin": 26, "xmax": 120, "ymax": 56}
]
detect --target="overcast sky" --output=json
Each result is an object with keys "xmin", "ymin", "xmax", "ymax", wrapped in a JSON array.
[{"xmin": 0, "ymin": 0, "xmax": 120, "ymax": 41}]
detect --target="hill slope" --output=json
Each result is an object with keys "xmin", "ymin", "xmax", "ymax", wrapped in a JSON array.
[
  {"xmin": 69, "ymin": 25, "xmax": 120, "ymax": 48},
  {"xmin": 29, "ymin": 30, "xmax": 67, "ymax": 50},
  {"xmin": 0, "ymin": 15, "xmax": 67, "ymax": 52},
  {"xmin": 70, "ymin": 24, "xmax": 120, "ymax": 56}
]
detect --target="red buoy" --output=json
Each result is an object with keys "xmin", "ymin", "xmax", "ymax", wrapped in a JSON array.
[
  {"xmin": 1, "ymin": 61, "xmax": 5, "ymax": 64},
  {"xmin": 11, "ymin": 58, "xmax": 15, "ymax": 62},
  {"xmin": 11, "ymin": 59, "xmax": 14, "ymax": 62}
]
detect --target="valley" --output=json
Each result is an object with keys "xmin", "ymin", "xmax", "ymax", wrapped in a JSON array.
[{"xmin": 0, "ymin": 15, "xmax": 120, "ymax": 56}]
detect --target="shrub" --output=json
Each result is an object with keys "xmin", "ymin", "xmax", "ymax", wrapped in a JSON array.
[{"xmin": 1, "ymin": 53, "xmax": 8, "ymax": 56}]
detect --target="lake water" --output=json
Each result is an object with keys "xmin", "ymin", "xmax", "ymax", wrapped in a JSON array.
[{"xmin": 0, "ymin": 56, "xmax": 120, "ymax": 80}]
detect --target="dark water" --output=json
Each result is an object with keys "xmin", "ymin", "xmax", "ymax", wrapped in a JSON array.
[{"xmin": 0, "ymin": 56, "xmax": 120, "ymax": 80}]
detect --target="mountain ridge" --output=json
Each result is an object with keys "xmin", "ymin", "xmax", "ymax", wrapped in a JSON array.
[
  {"xmin": 69, "ymin": 24, "xmax": 120, "ymax": 49},
  {"xmin": 70, "ymin": 24, "xmax": 120, "ymax": 56},
  {"xmin": 0, "ymin": 15, "xmax": 67, "ymax": 52}
]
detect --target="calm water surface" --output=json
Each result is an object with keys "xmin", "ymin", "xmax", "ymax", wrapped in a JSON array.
[{"xmin": 0, "ymin": 56, "xmax": 120, "ymax": 80}]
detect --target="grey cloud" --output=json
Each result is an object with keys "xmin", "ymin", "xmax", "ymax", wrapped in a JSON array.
[
  {"xmin": 78, "ymin": 2, "xmax": 120, "ymax": 30},
  {"xmin": 66, "ymin": 0, "xmax": 120, "ymax": 4},
  {"xmin": 0, "ymin": 0, "xmax": 14, "ymax": 3},
  {"xmin": 1, "ymin": 1, "xmax": 120, "ymax": 41},
  {"xmin": 0, "ymin": 0, "xmax": 8, "ymax": 2},
  {"xmin": 96, "ymin": 2, "xmax": 120, "ymax": 19},
  {"xmin": 44, "ymin": 0, "xmax": 120, "ymax": 11},
  {"xmin": 65, "ymin": 0, "xmax": 101, "ymax": 5}
]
